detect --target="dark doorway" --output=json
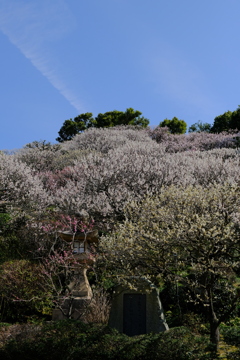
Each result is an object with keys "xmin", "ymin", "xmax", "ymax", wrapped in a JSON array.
[{"xmin": 123, "ymin": 293, "xmax": 146, "ymax": 336}]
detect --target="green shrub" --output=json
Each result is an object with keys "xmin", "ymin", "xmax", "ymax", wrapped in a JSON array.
[
  {"xmin": 0, "ymin": 260, "xmax": 52, "ymax": 322},
  {"xmin": 0, "ymin": 321, "xmax": 211, "ymax": 360},
  {"xmin": 221, "ymin": 326, "xmax": 240, "ymax": 347}
]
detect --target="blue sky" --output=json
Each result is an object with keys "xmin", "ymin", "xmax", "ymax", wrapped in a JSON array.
[{"xmin": 1, "ymin": 0, "xmax": 240, "ymax": 150}]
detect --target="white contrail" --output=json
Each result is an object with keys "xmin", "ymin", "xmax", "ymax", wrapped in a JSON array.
[{"xmin": 0, "ymin": 0, "xmax": 84, "ymax": 113}]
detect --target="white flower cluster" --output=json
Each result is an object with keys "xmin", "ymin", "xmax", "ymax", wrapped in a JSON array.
[{"xmin": 1, "ymin": 127, "xmax": 240, "ymax": 227}]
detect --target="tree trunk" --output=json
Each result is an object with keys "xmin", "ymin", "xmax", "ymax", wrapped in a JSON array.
[
  {"xmin": 208, "ymin": 284, "xmax": 220, "ymax": 352},
  {"xmin": 209, "ymin": 317, "xmax": 220, "ymax": 351}
]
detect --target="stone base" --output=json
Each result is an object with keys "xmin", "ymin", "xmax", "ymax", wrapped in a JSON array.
[
  {"xmin": 52, "ymin": 297, "xmax": 91, "ymax": 321},
  {"xmin": 52, "ymin": 266, "xmax": 93, "ymax": 321},
  {"xmin": 67, "ymin": 268, "xmax": 93, "ymax": 298}
]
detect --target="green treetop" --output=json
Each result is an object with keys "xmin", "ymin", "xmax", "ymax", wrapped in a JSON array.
[
  {"xmin": 159, "ymin": 117, "xmax": 187, "ymax": 134},
  {"xmin": 188, "ymin": 120, "xmax": 212, "ymax": 133},
  {"xmin": 211, "ymin": 106, "xmax": 240, "ymax": 133},
  {"xmin": 56, "ymin": 108, "xmax": 149, "ymax": 142}
]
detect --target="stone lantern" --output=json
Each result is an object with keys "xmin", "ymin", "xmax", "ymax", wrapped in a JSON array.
[
  {"xmin": 59, "ymin": 228, "xmax": 98, "ymax": 298},
  {"xmin": 52, "ymin": 211, "xmax": 98, "ymax": 320}
]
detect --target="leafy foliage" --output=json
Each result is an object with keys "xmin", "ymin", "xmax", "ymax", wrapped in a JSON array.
[
  {"xmin": 0, "ymin": 260, "xmax": 51, "ymax": 322},
  {"xmin": 211, "ymin": 110, "xmax": 233, "ymax": 133},
  {"xmin": 0, "ymin": 321, "xmax": 210, "ymax": 360},
  {"xmin": 159, "ymin": 117, "xmax": 187, "ymax": 134},
  {"xmin": 222, "ymin": 325, "xmax": 240, "ymax": 347},
  {"xmin": 211, "ymin": 106, "xmax": 240, "ymax": 133},
  {"xmin": 188, "ymin": 121, "xmax": 212, "ymax": 133},
  {"xmin": 56, "ymin": 108, "xmax": 149, "ymax": 142}
]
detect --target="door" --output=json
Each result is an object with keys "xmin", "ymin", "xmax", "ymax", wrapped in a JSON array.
[{"xmin": 123, "ymin": 293, "xmax": 146, "ymax": 336}]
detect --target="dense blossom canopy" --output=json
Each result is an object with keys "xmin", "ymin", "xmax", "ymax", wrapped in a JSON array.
[{"xmin": 1, "ymin": 127, "xmax": 240, "ymax": 228}]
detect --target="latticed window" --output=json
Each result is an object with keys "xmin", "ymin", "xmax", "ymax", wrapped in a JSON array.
[{"xmin": 73, "ymin": 241, "xmax": 85, "ymax": 254}]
